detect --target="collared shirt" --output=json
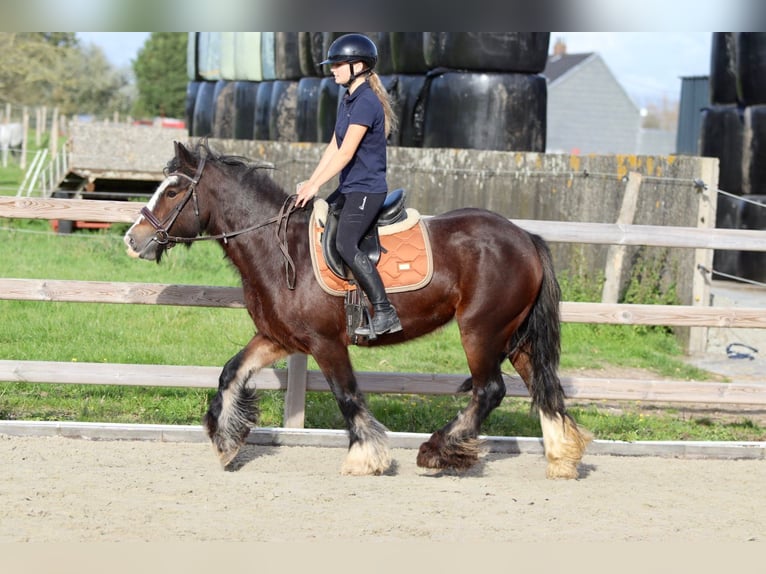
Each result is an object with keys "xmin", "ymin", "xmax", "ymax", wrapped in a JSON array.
[{"xmin": 335, "ymin": 81, "xmax": 388, "ymax": 195}]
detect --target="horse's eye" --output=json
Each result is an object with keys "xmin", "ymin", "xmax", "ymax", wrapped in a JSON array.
[{"xmin": 167, "ymin": 190, "xmax": 178, "ymax": 198}]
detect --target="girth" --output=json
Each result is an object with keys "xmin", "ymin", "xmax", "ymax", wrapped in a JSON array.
[{"xmin": 320, "ymin": 188, "xmax": 407, "ymax": 280}]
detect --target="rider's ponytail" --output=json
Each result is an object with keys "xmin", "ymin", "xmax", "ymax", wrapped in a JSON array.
[{"xmin": 367, "ymin": 72, "xmax": 398, "ymax": 138}]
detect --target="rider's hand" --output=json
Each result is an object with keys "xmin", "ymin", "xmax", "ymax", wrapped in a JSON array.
[{"xmin": 295, "ymin": 180, "xmax": 319, "ymax": 208}]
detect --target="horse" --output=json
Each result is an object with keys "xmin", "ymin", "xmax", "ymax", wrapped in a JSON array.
[
  {"xmin": 124, "ymin": 140, "xmax": 592, "ymax": 479},
  {"xmin": 0, "ymin": 122, "xmax": 23, "ymax": 165}
]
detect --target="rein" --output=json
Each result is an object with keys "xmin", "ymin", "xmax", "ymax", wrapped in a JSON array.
[{"xmin": 140, "ymin": 156, "xmax": 300, "ymax": 289}]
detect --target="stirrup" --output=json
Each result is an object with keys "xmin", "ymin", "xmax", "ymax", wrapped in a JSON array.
[
  {"xmin": 345, "ymin": 286, "xmax": 372, "ymax": 345},
  {"xmin": 354, "ymin": 307, "xmax": 402, "ymax": 340}
]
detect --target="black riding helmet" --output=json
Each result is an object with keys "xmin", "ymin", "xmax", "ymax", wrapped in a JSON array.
[
  {"xmin": 320, "ymin": 33, "xmax": 378, "ymax": 88},
  {"xmin": 320, "ymin": 33, "xmax": 378, "ymax": 69}
]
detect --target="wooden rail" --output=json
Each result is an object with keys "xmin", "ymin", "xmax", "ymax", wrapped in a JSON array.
[
  {"xmin": 1, "ymin": 278, "xmax": 765, "ymax": 328},
  {"xmin": 3, "ymin": 196, "xmax": 766, "ymax": 250},
  {"xmin": 1, "ymin": 360, "xmax": 764, "ymax": 406}
]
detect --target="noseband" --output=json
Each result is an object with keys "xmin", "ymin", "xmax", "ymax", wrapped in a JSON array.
[{"xmin": 138, "ymin": 153, "xmax": 299, "ymax": 288}]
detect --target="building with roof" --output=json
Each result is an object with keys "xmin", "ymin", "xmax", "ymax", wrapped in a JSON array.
[{"xmin": 544, "ymin": 39, "xmax": 675, "ymax": 155}]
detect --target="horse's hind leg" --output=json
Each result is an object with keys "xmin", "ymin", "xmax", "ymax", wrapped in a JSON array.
[
  {"xmin": 417, "ymin": 330, "xmax": 508, "ymax": 470},
  {"xmin": 203, "ymin": 333, "xmax": 288, "ymax": 467},
  {"xmin": 417, "ymin": 366, "xmax": 505, "ymax": 470},
  {"xmin": 509, "ymin": 348, "xmax": 592, "ymax": 479},
  {"xmin": 313, "ymin": 343, "xmax": 391, "ymax": 476}
]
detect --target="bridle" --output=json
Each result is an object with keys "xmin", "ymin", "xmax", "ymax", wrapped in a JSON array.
[{"xmin": 139, "ymin": 154, "xmax": 299, "ymax": 289}]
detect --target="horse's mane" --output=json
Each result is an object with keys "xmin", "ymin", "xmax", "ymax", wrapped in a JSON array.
[{"xmin": 165, "ymin": 140, "xmax": 300, "ymax": 216}]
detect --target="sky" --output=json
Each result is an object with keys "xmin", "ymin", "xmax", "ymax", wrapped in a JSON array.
[{"xmin": 76, "ymin": 31, "xmax": 714, "ymax": 108}]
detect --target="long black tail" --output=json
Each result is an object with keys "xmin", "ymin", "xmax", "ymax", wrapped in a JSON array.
[{"xmin": 513, "ymin": 233, "xmax": 567, "ymax": 416}]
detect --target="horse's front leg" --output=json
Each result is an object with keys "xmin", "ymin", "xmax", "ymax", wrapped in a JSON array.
[
  {"xmin": 203, "ymin": 333, "xmax": 288, "ymax": 467},
  {"xmin": 313, "ymin": 344, "xmax": 392, "ymax": 476}
]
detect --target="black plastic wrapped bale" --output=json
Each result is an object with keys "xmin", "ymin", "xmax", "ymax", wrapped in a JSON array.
[
  {"xmin": 422, "ymin": 71, "xmax": 547, "ymax": 152},
  {"xmin": 699, "ymin": 105, "xmax": 744, "ymax": 195},
  {"xmin": 185, "ymin": 81, "xmax": 202, "ymax": 136},
  {"xmin": 212, "ymin": 80, "xmax": 235, "ymax": 139},
  {"xmin": 376, "ymin": 75, "xmax": 399, "ymax": 144},
  {"xmin": 389, "ymin": 74, "xmax": 426, "ymax": 147},
  {"xmin": 191, "ymin": 81, "xmax": 216, "ymax": 137},
  {"xmin": 423, "ymin": 33, "xmax": 550, "ymax": 73},
  {"xmin": 187, "ymin": 33, "xmax": 200, "ymax": 81},
  {"xmin": 738, "ymin": 195, "xmax": 766, "ymax": 282},
  {"xmin": 297, "ymin": 77, "xmax": 322, "ymax": 142},
  {"xmin": 299, "ymin": 32, "xmax": 323, "ymax": 77},
  {"xmin": 743, "ymin": 105, "xmax": 766, "ymax": 196},
  {"xmin": 274, "ymin": 32, "xmax": 303, "ymax": 80},
  {"xmin": 254, "ymin": 81, "xmax": 274, "ymax": 140},
  {"xmin": 269, "ymin": 80, "xmax": 299, "ymax": 142},
  {"xmin": 736, "ymin": 33, "xmax": 766, "ymax": 106},
  {"xmin": 710, "ymin": 33, "xmax": 739, "ymax": 105},
  {"xmin": 390, "ymin": 33, "xmax": 428, "ymax": 74},
  {"xmin": 321, "ymin": 32, "xmax": 348, "ymax": 61},
  {"xmin": 317, "ymin": 77, "xmax": 340, "ymax": 142},
  {"xmin": 232, "ymin": 81, "xmax": 259, "ymax": 140},
  {"xmin": 363, "ymin": 32, "xmax": 393, "ymax": 75},
  {"xmin": 713, "ymin": 192, "xmax": 746, "ymax": 278}
]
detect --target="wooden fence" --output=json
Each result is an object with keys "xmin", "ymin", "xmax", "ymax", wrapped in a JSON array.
[{"xmin": 1, "ymin": 196, "xmax": 766, "ymax": 428}]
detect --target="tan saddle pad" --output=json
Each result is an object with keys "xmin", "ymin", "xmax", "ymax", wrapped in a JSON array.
[{"xmin": 309, "ymin": 198, "xmax": 434, "ymax": 296}]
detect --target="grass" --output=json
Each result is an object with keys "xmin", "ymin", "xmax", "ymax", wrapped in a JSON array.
[{"xmin": 1, "ymin": 174, "xmax": 764, "ymax": 442}]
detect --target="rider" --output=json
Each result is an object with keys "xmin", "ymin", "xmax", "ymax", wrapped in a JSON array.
[{"xmin": 296, "ymin": 33, "xmax": 401, "ymax": 337}]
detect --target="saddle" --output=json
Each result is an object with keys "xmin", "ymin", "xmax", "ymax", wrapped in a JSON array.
[
  {"xmin": 309, "ymin": 190, "xmax": 433, "ymax": 297},
  {"xmin": 321, "ymin": 188, "xmax": 407, "ymax": 279}
]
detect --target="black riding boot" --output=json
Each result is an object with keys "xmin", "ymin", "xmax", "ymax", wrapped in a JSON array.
[{"xmin": 349, "ymin": 252, "xmax": 402, "ymax": 337}]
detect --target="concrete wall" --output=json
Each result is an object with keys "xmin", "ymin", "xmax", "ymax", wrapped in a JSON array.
[{"xmin": 68, "ymin": 122, "xmax": 188, "ymax": 178}]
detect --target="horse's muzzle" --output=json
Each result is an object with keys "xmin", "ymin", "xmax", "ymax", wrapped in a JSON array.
[{"xmin": 124, "ymin": 229, "xmax": 158, "ymax": 261}]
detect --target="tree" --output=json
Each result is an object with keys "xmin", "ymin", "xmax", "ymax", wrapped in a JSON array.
[
  {"xmin": 132, "ymin": 33, "xmax": 188, "ymax": 119},
  {"xmin": 0, "ymin": 32, "xmax": 132, "ymax": 117},
  {"xmin": 60, "ymin": 45, "xmax": 134, "ymax": 116},
  {"xmin": 641, "ymin": 96, "xmax": 679, "ymax": 131},
  {"xmin": 34, "ymin": 33, "xmax": 79, "ymax": 49},
  {"xmin": 0, "ymin": 33, "xmax": 69, "ymax": 105}
]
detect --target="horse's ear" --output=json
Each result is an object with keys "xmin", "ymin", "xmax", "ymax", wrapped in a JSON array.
[{"xmin": 174, "ymin": 141, "xmax": 195, "ymax": 169}]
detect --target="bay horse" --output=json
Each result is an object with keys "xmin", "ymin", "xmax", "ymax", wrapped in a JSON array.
[{"xmin": 124, "ymin": 140, "xmax": 591, "ymax": 479}]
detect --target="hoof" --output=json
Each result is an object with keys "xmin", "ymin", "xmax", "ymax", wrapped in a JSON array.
[
  {"xmin": 539, "ymin": 412, "xmax": 592, "ymax": 480},
  {"xmin": 217, "ymin": 445, "xmax": 242, "ymax": 469},
  {"xmin": 416, "ymin": 439, "xmax": 445, "ymax": 469},
  {"xmin": 340, "ymin": 440, "xmax": 392, "ymax": 476},
  {"xmin": 341, "ymin": 461, "xmax": 384, "ymax": 476},
  {"xmin": 546, "ymin": 459, "xmax": 580, "ymax": 480},
  {"xmin": 208, "ymin": 426, "xmax": 251, "ymax": 469},
  {"xmin": 416, "ymin": 434, "xmax": 480, "ymax": 470}
]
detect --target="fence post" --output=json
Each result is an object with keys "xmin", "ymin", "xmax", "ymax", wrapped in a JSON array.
[
  {"xmin": 49, "ymin": 107, "xmax": 59, "ymax": 158},
  {"xmin": 1, "ymin": 103, "xmax": 8, "ymax": 168},
  {"xmin": 21, "ymin": 106, "xmax": 29, "ymax": 170},
  {"xmin": 688, "ymin": 157, "xmax": 719, "ymax": 354},
  {"xmin": 602, "ymin": 171, "xmax": 642, "ymax": 303},
  {"xmin": 35, "ymin": 107, "xmax": 41, "ymax": 147},
  {"xmin": 284, "ymin": 353, "xmax": 308, "ymax": 428}
]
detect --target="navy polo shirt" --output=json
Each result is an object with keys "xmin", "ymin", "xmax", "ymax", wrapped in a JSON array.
[{"xmin": 335, "ymin": 81, "xmax": 388, "ymax": 195}]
